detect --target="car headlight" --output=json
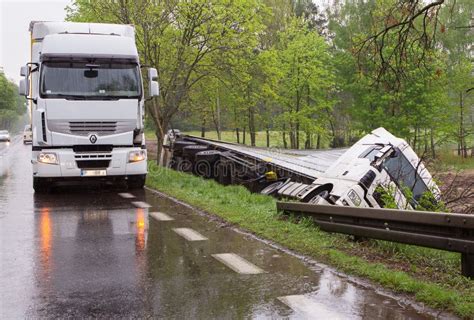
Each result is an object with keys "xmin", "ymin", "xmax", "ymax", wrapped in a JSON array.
[
  {"xmin": 38, "ymin": 152, "xmax": 59, "ymax": 165},
  {"xmin": 347, "ymin": 189, "xmax": 361, "ymax": 206},
  {"xmin": 128, "ymin": 150, "xmax": 146, "ymax": 163}
]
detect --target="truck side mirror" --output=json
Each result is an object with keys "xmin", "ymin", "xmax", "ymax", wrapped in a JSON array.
[
  {"xmin": 19, "ymin": 79, "xmax": 29, "ymax": 96},
  {"xmin": 148, "ymin": 67, "xmax": 159, "ymax": 97},
  {"xmin": 20, "ymin": 65, "xmax": 29, "ymax": 77}
]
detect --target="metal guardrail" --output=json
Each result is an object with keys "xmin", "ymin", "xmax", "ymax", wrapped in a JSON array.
[{"xmin": 276, "ymin": 202, "xmax": 474, "ymax": 278}]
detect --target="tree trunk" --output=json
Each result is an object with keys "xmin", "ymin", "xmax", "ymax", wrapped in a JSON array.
[
  {"xmin": 243, "ymin": 127, "xmax": 246, "ymax": 145},
  {"xmin": 413, "ymin": 126, "xmax": 418, "ymax": 152},
  {"xmin": 316, "ymin": 134, "xmax": 321, "ymax": 149},
  {"xmin": 249, "ymin": 107, "xmax": 256, "ymax": 147},
  {"xmin": 155, "ymin": 127, "xmax": 165, "ymax": 165},
  {"xmin": 290, "ymin": 130, "xmax": 296, "ymax": 149},
  {"xmin": 266, "ymin": 128, "xmax": 270, "ymax": 148},
  {"xmin": 201, "ymin": 120, "xmax": 205, "ymax": 138},
  {"xmin": 282, "ymin": 124, "xmax": 288, "ymax": 149},
  {"xmin": 424, "ymin": 128, "xmax": 428, "ymax": 155},
  {"xmin": 430, "ymin": 127, "xmax": 435, "ymax": 158},
  {"xmin": 459, "ymin": 91, "xmax": 467, "ymax": 158},
  {"xmin": 216, "ymin": 92, "xmax": 221, "ymax": 140},
  {"xmin": 296, "ymin": 124, "xmax": 300, "ymax": 149},
  {"xmin": 236, "ymin": 128, "xmax": 240, "ymax": 144},
  {"xmin": 304, "ymin": 132, "xmax": 311, "ymax": 149}
]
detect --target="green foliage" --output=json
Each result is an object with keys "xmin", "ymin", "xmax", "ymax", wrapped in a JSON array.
[
  {"xmin": 416, "ymin": 191, "xmax": 448, "ymax": 212},
  {"xmin": 374, "ymin": 185, "xmax": 398, "ymax": 209},
  {"xmin": 0, "ymin": 72, "xmax": 26, "ymax": 129}
]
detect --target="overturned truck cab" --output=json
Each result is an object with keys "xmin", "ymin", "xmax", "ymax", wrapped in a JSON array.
[{"xmin": 291, "ymin": 128, "xmax": 440, "ymax": 210}]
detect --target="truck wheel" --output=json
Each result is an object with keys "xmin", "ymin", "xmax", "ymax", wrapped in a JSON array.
[
  {"xmin": 195, "ymin": 150, "xmax": 221, "ymax": 178},
  {"xmin": 182, "ymin": 145, "xmax": 209, "ymax": 160},
  {"xmin": 128, "ymin": 175, "xmax": 146, "ymax": 189},
  {"xmin": 33, "ymin": 177, "xmax": 49, "ymax": 193},
  {"xmin": 260, "ymin": 179, "xmax": 290, "ymax": 196}
]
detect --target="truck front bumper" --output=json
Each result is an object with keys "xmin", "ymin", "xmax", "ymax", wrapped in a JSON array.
[{"xmin": 32, "ymin": 147, "xmax": 147, "ymax": 178}]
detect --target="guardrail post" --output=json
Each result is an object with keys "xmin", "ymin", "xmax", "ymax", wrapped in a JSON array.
[{"xmin": 461, "ymin": 253, "xmax": 474, "ymax": 279}]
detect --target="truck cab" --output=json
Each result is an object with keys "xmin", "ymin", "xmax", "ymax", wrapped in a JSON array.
[
  {"xmin": 306, "ymin": 128, "xmax": 440, "ymax": 209},
  {"xmin": 19, "ymin": 22, "xmax": 159, "ymax": 191}
]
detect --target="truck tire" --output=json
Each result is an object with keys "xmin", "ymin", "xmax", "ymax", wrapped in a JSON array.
[
  {"xmin": 260, "ymin": 178, "xmax": 290, "ymax": 196},
  {"xmin": 195, "ymin": 150, "xmax": 221, "ymax": 178},
  {"xmin": 182, "ymin": 145, "xmax": 209, "ymax": 160},
  {"xmin": 127, "ymin": 175, "xmax": 146, "ymax": 189},
  {"xmin": 302, "ymin": 183, "xmax": 334, "ymax": 203},
  {"xmin": 173, "ymin": 141, "xmax": 196, "ymax": 157},
  {"xmin": 33, "ymin": 177, "xmax": 49, "ymax": 193}
]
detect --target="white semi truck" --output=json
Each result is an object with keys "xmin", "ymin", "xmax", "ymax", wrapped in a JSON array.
[
  {"xmin": 277, "ymin": 128, "xmax": 442, "ymax": 210},
  {"xmin": 19, "ymin": 21, "xmax": 159, "ymax": 192}
]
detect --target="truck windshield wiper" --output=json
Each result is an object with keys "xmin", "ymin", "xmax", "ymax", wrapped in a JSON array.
[
  {"xmin": 95, "ymin": 96, "xmax": 120, "ymax": 100},
  {"xmin": 47, "ymin": 94, "xmax": 87, "ymax": 100}
]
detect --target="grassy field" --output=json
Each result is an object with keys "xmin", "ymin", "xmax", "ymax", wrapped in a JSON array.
[
  {"xmin": 437, "ymin": 149, "xmax": 474, "ymax": 171},
  {"xmin": 183, "ymin": 130, "xmax": 284, "ymax": 148},
  {"xmin": 146, "ymin": 162, "xmax": 474, "ymax": 318},
  {"xmin": 146, "ymin": 129, "xmax": 296, "ymax": 148}
]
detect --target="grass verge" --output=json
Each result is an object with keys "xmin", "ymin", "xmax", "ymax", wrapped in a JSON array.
[{"xmin": 146, "ymin": 162, "xmax": 473, "ymax": 318}]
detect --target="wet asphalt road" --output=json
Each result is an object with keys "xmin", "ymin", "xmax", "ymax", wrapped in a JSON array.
[{"xmin": 0, "ymin": 138, "xmax": 453, "ymax": 319}]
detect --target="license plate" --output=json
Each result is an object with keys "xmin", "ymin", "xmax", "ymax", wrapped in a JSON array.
[{"xmin": 81, "ymin": 169, "xmax": 107, "ymax": 177}]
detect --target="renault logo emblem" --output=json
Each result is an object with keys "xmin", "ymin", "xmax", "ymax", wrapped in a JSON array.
[{"xmin": 89, "ymin": 134, "xmax": 97, "ymax": 144}]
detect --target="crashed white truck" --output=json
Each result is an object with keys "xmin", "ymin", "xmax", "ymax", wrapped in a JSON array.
[{"xmin": 164, "ymin": 128, "xmax": 440, "ymax": 210}]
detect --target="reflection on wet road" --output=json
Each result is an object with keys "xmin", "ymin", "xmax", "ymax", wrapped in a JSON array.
[{"xmin": 0, "ymin": 139, "xmax": 451, "ymax": 318}]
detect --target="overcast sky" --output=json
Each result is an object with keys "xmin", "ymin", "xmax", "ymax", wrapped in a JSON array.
[{"xmin": 0, "ymin": 0, "xmax": 70, "ymax": 84}]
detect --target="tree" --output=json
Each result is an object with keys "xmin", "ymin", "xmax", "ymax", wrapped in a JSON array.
[
  {"xmin": 0, "ymin": 72, "xmax": 25, "ymax": 129},
  {"xmin": 276, "ymin": 18, "xmax": 335, "ymax": 149},
  {"xmin": 438, "ymin": 0, "xmax": 474, "ymax": 157},
  {"xmin": 327, "ymin": 0, "xmax": 453, "ymax": 154}
]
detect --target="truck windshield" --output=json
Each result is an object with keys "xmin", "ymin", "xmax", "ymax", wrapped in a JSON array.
[
  {"xmin": 40, "ymin": 61, "xmax": 141, "ymax": 99},
  {"xmin": 382, "ymin": 149, "xmax": 429, "ymax": 202}
]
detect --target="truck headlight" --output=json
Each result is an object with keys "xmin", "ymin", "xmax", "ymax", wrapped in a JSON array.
[
  {"xmin": 128, "ymin": 150, "xmax": 146, "ymax": 163},
  {"xmin": 347, "ymin": 189, "xmax": 361, "ymax": 206},
  {"xmin": 38, "ymin": 152, "xmax": 59, "ymax": 165}
]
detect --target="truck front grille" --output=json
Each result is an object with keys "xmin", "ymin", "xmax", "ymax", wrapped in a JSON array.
[
  {"xmin": 47, "ymin": 120, "xmax": 135, "ymax": 136},
  {"xmin": 69, "ymin": 121, "xmax": 116, "ymax": 135}
]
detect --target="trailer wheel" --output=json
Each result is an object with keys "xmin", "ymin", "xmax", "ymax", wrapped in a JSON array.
[
  {"xmin": 260, "ymin": 178, "xmax": 290, "ymax": 196},
  {"xmin": 182, "ymin": 145, "xmax": 209, "ymax": 160},
  {"xmin": 172, "ymin": 141, "xmax": 196, "ymax": 157},
  {"xmin": 195, "ymin": 150, "xmax": 221, "ymax": 178},
  {"xmin": 127, "ymin": 175, "xmax": 146, "ymax": 189},
  {"xmin": 33, "ymin": 177, "xmax": 49, "ymax": 193}
]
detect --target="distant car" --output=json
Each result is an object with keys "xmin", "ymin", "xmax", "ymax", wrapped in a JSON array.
[
  {"xmin": 0, "ymin": 130, "xmax": 10, "ymax": 142},
  {"xmin": 23, "ymin": 125, "xmax": 32, "ymax": 144}
]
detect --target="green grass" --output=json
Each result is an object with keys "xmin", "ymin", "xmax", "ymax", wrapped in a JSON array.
[
  {"xmin": 146, "ymin": 129, "xmax": 289, "ymax": 148},
  {"xmin": 183, "ymin": 130, "xmax": 284, "ymax": 148},
  {"xmin": 437, "ymin": 149, "xmax": 474, "ymax": 171},
  {"xmin": 146, "ymin": 162, "xmax": 473, "ymax": 318}
]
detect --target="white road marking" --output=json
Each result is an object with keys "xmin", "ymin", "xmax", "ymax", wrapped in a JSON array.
[
  {"xmin": 150, "ymin": 212, "xmax": 174, "ymax": 221},
  {"xmin": 131, "ymin": 201, "xmax": 152, "ymax": 208},
  {"xmin": 173, "ymin": 228, "xmax": 208, "ymax": 241},
  {"xmin": 118, "ymin": 192, "xmax": 135, "ymax": 199},
  {"xmin": 278, "ymin": 295, "xmax": 344, "ymax": 319},
  {"xmin": 212, "ymin": 253, "xmax": 265, "ymax": 274}
]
